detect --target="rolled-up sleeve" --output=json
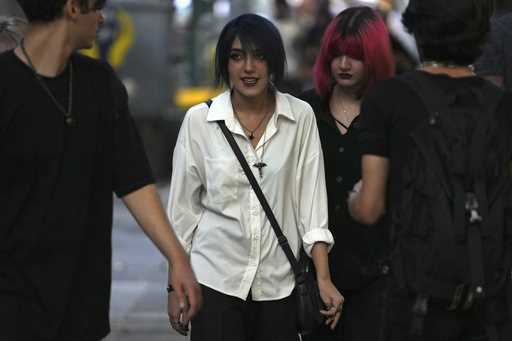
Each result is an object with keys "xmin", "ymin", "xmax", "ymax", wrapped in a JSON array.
[
  {"xmin": 166, "ymin": 112, "xmax": 205, "ymax": 253},
  {"xmin": 296, "ymin": 108, "xmax": 334, "ymax": 255}
]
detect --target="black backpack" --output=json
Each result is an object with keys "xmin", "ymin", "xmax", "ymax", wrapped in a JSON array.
[{"xmin": 392, "ymin": 72, "xmax": 512, "ymax": 335}]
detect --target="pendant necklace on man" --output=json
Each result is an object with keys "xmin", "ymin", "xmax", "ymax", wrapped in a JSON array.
[{"xmin": 20, "ymin": 39, "xmax": 75, "ymax": 127}]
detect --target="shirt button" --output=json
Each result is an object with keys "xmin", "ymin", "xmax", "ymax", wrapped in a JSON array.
[
  {"xmin": 336, "ymin": 176, "xmax": 343, "ymax": 183},
  {"xmin": 338, "ymin": 146, "xmax": 345, "ymax": 153},
  {"xmin": 335, "ymin": 204, "xmax": 341, "ymax": 211}
]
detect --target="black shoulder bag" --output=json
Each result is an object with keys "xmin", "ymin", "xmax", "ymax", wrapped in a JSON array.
[{"xmin": 209, "ymin": 100, "xmax": 325, "ymax": 335}]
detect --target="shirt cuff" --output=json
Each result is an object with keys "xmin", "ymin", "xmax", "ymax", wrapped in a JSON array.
[{"xmin": 302, "ymin": 228, "xmax": 334, "ymax": 256}]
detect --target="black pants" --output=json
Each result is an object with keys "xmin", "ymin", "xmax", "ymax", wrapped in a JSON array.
[
  {"xmin": 302, "ymin": 275, "xmax": 389, "ymax": 341},
  {"xmin": 0, "ymin": 293, "xmax": 102, "ymax": 341},
  {"xmin": 191, "ymin": 284, "xmax": 300, "ymax": 341}
]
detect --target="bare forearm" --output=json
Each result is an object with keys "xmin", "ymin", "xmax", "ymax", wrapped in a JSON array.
[
  {"xmin": 311, "ymin": 242, "xmax": 331, "ymax": 281},
  {"xmin": 122, "ymin": 184, "xmax": 188, "ymax": 267},
  {"xmin": 348, "ymin": 155, "xmax": 389, "ymax": 225}
]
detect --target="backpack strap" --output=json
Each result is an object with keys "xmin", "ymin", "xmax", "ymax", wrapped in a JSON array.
[{"xmin": 0, "ymin": 55, "xmax": 19, "ymax": 145}]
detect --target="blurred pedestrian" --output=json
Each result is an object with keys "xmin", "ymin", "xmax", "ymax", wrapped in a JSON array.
[
  {"xmin": 294, "ymin": 0, "xmax": 333, "ymax": 91},
  {"xmin": 300, "ymin": 6, "xmax": 395, "ymax": 341},
  {"xmin": 0, "ymin": 16, "xmax": 24, "ymax": 52},
  {"xmin": 0, "ymin": 1, "xmax": 201, "ymax": 340},
  {"xmin": 167, "ymin": 13, "xmax": 343, "ymax": 341},
  {"xmin": 350, "ymin": 0, "xmax": 512, "ymax": 340},
  {"xmin": 475, "ymin": 0, "xmax": 512, "ymax": 90}
]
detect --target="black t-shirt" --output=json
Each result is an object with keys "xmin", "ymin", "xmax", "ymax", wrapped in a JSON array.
[
  {"xmin": 358, "ymin": 70, "xmax": 512, "ymax": 213},
  {"xmin": 300, "ymin": 89, "xmax": 390, "ymax": 291},
  {"xmin": 0, "ymin": 50, "xmax": 153, "ymax": 340}
]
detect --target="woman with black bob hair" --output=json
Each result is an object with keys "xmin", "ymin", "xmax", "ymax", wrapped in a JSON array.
[
  {"xmin": 214, "ymin": 13, "xmax": 286, "ymax": 90},
  {"xmin": 167, "ymin": 13, "xmax": 343, "ymax": 341}
]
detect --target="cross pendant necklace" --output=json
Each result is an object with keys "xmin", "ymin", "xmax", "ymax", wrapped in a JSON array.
[
  {"xmin": 252, "ymin": 128, "xmax": 267, "ymax": 179},
  {"xmin": 253, "ymin": 161, "xmax": 267, "ymax": 179},
  {"xmin": 231, "ymin": 92, "xmax": 272, "ymax": 179}
]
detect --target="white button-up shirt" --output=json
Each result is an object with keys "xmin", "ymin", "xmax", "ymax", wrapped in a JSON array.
[{"xmin": 167, "ymin": 90, "xmax": 333, "ymax": 301}]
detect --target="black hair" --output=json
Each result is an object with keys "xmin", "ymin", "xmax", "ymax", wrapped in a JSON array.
[
  {"xmin": 402, "ymin": 0, "xmax": 494, "ymax": 65},
  {"xmin": 16, "ymin": 0, "xmax": 106, "ymax": 23},
  {"xmin": 214, "ymin": 13, "xmax": 286, "ymax": 88}
]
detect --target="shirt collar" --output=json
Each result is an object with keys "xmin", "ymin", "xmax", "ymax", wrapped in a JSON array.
[{"xmin": 206, "ymin": 90, "xmax": 297, "ymax": 126}]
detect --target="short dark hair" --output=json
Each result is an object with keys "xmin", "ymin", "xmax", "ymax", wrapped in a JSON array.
[
  {"xmin": 402, "ymin": 0, "xmax": 494, "ymax": 65},
  {"xmin": 214, "ymin": 13, "xmax": 286, "ymax": 89},
  {"xmin": 16, "ymin": 0, "xmax": 106, "ymax": 23}
]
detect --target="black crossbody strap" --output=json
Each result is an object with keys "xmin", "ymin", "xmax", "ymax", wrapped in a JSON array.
[{"xmin": 215, "ymin": 119, "xmax": 300, "ymax": 276}]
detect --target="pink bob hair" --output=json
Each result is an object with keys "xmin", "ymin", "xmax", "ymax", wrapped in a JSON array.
[{"xmin": 313, "ymin": 6, "xmax": 395, "ymax": 97}]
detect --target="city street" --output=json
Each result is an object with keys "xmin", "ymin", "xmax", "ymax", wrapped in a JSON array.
[{"xmin": 103, "ymin": 185, "xmax": 189, "ymax": 341}]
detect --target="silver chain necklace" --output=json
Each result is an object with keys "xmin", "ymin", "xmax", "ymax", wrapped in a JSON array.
[
  {"xmin": 232, "ymin": 99, "xmax": 270, "ymax": 141},
  {"xmin": 419, "ymin": 60, "xmax": 475, "ymax": 74},
  {"xmin": 20, "ymin": 39, "xmax": 75, "ymax": 127}
]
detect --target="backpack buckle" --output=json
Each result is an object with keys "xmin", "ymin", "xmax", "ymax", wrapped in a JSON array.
[
  {"xmin": 410, "ymin": 294, "xmax": 429, "ymax": 335},
  {"xmin": 465, "ymin": 192, "xmax": 482, "ymax": 224}
]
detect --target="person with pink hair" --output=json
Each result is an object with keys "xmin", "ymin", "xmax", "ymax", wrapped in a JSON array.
[{"xmin": 300, "ymin": 6, "xmax": 395, "ymax": 341}]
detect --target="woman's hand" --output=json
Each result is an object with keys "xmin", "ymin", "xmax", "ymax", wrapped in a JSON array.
[
  {"xmin": 310, "ymin": 242, "xmax": 343, "ymax": 329},
  {"xmin": 318, "ymin": 278, "xmax": 344, "ymax": 330}
]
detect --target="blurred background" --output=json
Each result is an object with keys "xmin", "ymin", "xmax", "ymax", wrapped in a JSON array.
[
  {"xmin": 0, "ymin": 1, "xmax": 417, "ymax": 340},
  {"xmin": 2, "ymin": 0, "xmax": 418, "ymax": 182}
]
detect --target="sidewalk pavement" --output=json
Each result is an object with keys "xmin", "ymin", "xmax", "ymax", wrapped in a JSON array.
[{"xmin": 103, "ymin": 184, "xmax": 189, "ymax": 341}]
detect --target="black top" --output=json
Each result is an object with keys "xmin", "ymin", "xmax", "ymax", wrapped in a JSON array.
[
  {"xmin": 300, "ymin": 89, "xmax": 390, "ymax": 291},
  {"xmin": 0, "ymin": 50, "xmax": 153, "ymax": 340},
  {"xmin": 358, "ymin": 70, "xmax": 512, "ymax": 213}
]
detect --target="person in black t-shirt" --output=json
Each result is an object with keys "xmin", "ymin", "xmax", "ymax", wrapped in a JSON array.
[
  {"xmin": 0, "ymin": 1, "xmax": 201, "ymax": 341},
  {"xmin": 300, "ymin": 6, "xmax": 395, "ymax": 341},
  {"xmin": 349, "ymin": 0, "xmax": 512, "ymax": 340}
]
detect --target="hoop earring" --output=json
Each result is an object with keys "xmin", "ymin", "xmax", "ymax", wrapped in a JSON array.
[{"xmin": 268, "ymin": 74, "xmax": 276, "ymax": 90}]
